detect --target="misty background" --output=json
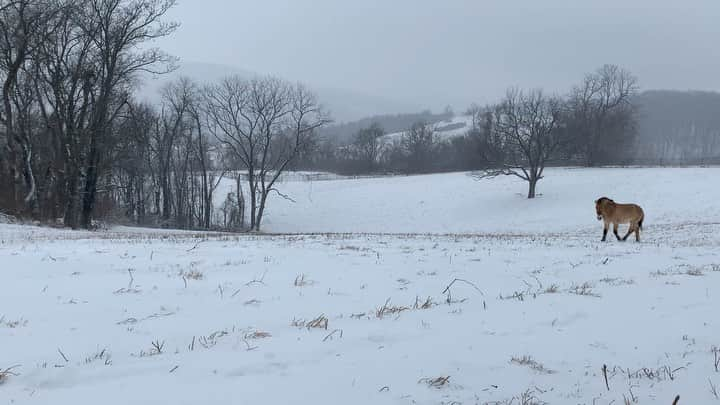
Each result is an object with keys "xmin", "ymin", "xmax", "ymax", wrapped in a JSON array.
[{"xmin": 149, "ymin": 0, "xmax": 720, "ymax": 120}]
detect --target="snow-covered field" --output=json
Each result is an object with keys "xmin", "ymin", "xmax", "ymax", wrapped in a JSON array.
[
  {"xmin": 259, "ymin": 167, "xmax": 720, "ymax": 234},
  {"xmin": 3, "ymin": 168, "xmax": 720, "ymax": 404}
]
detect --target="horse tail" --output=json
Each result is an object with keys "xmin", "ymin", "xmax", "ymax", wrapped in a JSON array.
[{"xmin": 638, "ymin": 213, "xmax": 644, "ymax": 229}]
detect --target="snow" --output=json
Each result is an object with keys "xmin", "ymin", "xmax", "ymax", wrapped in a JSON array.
[
  {"xmin": 258, "ymin": 167, "xmax": 720, "ymax": 234},
  {"xmin": 2, "ymin": 167, "xmax": 720, "ymax": 404}
]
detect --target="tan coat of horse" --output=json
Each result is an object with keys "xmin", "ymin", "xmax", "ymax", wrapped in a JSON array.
[{"xmin": 595, "ymin": 197, "xmax": 645, "ymax": 242}]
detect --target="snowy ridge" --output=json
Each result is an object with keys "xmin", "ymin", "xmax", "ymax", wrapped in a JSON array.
[{"xmin": 381, "ymin": 114, "xmax": 475, "ymax": 144}]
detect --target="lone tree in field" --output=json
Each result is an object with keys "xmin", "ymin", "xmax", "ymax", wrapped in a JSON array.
[
  {"xmin": 203, "ymin": 76, "xmax": 330, "ymax": 231},
  {"xmin": 478, "ymin": 88, "xmax": 563, "ymax": 199}
]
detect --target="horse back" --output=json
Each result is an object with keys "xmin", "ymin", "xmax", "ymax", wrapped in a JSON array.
[{"xmin": 613, "ymin": 203, "xmax": 644, "ymax": 223}]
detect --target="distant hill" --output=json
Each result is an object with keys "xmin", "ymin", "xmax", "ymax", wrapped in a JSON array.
[
  {"xmin": 137, "ymin": 61, "xmax": 421, "ymax": 123},
  {"xmin": 318, "ymin": 110, "xmax": 459, "ymax": 145}
]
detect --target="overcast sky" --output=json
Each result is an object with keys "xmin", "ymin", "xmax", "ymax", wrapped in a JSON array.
[{"xmin": 157, "ymin": 0, "xmax": 720, "ymax": 112}]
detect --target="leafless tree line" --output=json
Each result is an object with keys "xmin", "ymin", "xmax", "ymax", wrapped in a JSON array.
[
  {"xmin": 0, "ymin": 0, "xmax": 177, "ymax": 227},
  {"xmin": 0, "ymin": 0, "xmax": 329, "ymax": 230},
  {"xmin": 309, "ymin": 64, "xmax": 639, "ymax": 199}
]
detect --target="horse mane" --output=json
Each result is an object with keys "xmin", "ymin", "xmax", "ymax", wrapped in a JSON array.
[{"xmin": 596, "ymin": 197, "xmax": 615, "ymax": 204}]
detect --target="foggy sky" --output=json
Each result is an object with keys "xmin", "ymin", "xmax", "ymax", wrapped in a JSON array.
[{"xmin": 157, "ymin": 0, "xmax": 720, "ymax": 112}]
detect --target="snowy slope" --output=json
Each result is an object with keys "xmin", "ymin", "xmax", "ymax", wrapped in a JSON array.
[
  {"xmin": 380, "ymin": 114, "xmax": 474, "ymax": 144},
  {"xmin": 3, "ymin": 167, "xmax": 720, "ymax": 405},
  {"xmin": 251, "ymin": 167, "xmax": 720, "ymax": 234}
]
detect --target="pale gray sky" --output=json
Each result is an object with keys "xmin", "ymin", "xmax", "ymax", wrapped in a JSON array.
[{"xmin": 157, "ymin": 0, "xmax": 720, "ymax": 113}]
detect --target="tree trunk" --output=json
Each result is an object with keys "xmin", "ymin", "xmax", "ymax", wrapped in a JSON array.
[
  {"xmin": 255, "ymin": 191, "xmax": 268, "ymax": 232},
  {"xmin": 64, "ymin": 174, "xmax": 81, "ymax": 229},
  {"xmin": 237, "ymin": 175, "xmax": 245, "ymax": 230},
  {"xmin": 248, "ymin": 174, "xmax": 257, "ymax": 231},
  {"xmin": 161, "ymin": 172, "xmax": 172, "ymax": 220},
  {"xmin": 527, "ymin": 177, "xmax": 538, "ymax": 199}
]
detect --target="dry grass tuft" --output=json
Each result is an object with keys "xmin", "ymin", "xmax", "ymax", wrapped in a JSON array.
[
  {"xmin": 306, "ymin": 314, "xmax": 329, "ymax": 329},
  {"xmin": 294, "ymin": 274, "xmax": 314, "ymax": 287},
  {"xmin": 0, "ymin": 316, "xmax": 28, "ymax": 328},
  {"xmin": 419, "ymin": 375, "xmax": 450, "ymax": 389},
  {"xmin": 685, "ymin": 268, "xmax": 704, "ymax": 277},
  {"xmin": 292, "ymin": 314, "xmax": 329, "ymax": 330},
  {"xmin": 486, "ymin": 388, "xmax": 548, "ymax": 405},
  {"xmin": 182, "ymin": 270, "xmax": 204, "ymax": 280},
  {"xmin": 244, "ymin": 330, "xmax": 272, "ymax": 340},
  {"xmin": 599, "ymin": 277, "xmax": 635, "ymax": 286},
  {"xmin": 568, "ymin": 282, "xmax": 600, "ymax": 297},
  {"xmin": 413, "ymin": 296, "xmax": 435, "ymax": 310},
  {"xmin": 511, "ymin": 355, "xmax": 555, "ymax": 375},
  {"xmin": 376, "ymin": 299, "xmax": 410, "ymax": 319},
  {"xmin": 135, "ymin": 340, "xmax": 165, "ymax": 357},
  {"xmin": 83, "ymin": 348, "xmax": 112, "ymax": 366},
  {"xmin": 543, "ymin": 284, "xmax": 560, "ymax": 294},
  {"xmin": 0, "ymin": 365, "xmax": 20, "ymax": 384}
]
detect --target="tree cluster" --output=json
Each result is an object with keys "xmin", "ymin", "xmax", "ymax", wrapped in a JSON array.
[
  {"xmin": 0, "ymin": 0, "xmax": 178, "ymax": 227},
  {"xmin": 0, "ymin": 0, "xmax": 329, "ymax": 230}
]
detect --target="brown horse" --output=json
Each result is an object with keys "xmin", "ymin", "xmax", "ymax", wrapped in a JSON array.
[{"xmin": 595, "ymin": 197, "xmax": 645, "ymax": 242}]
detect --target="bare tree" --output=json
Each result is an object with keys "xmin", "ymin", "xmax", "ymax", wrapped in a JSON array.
[
  {"xmin": 477, "ymin": 88, "xmax": 563, "ymax": 199},
  {"xmin": 204, "ymin": 76, "xmax": 329, "ymax": 231},
  {"xmin": 351, "ymin": 122, "xmax": 384, "ymax": 172},
  {"xmin": 568, "ymin": 64, "xmax": 638, "ymax": 166},
  {"xmin": 401, "ymin": 120, "xmax": 436, "ymax": 173},
  {"xmin": 77, "ymin": 0, "xmax": 178, "ymax": 229},
  {"xmin": 0, "ymin": 0, "xmax": 56, "ymax": 214},
  {"xmin": 155, "ymin": 77, "xmax": 195, "ymax": 223},
  {"xmin": 25, "ymin": 0, "xmax": 178, "ymax": 228}
]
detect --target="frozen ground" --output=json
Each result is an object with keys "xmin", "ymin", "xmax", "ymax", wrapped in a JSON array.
[{"xmin": 2, "ymin": 168, "xmax": 720, "ymax": 404}]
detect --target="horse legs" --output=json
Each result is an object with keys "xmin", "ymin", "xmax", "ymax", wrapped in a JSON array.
[
  {"xmin": 635, "ymin": 223, "xmax": 641, "ymax": 242},
  {"xmin": 602, "ymin": 222, "xmax": 609, "ymax": 242},
  {"xmin": 622, "ymin": 224, "xmax": 634, "ymax": 241},
  {"xmin": 613, "ymin": 223, "xmax": 621, "ymax": 241}
]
